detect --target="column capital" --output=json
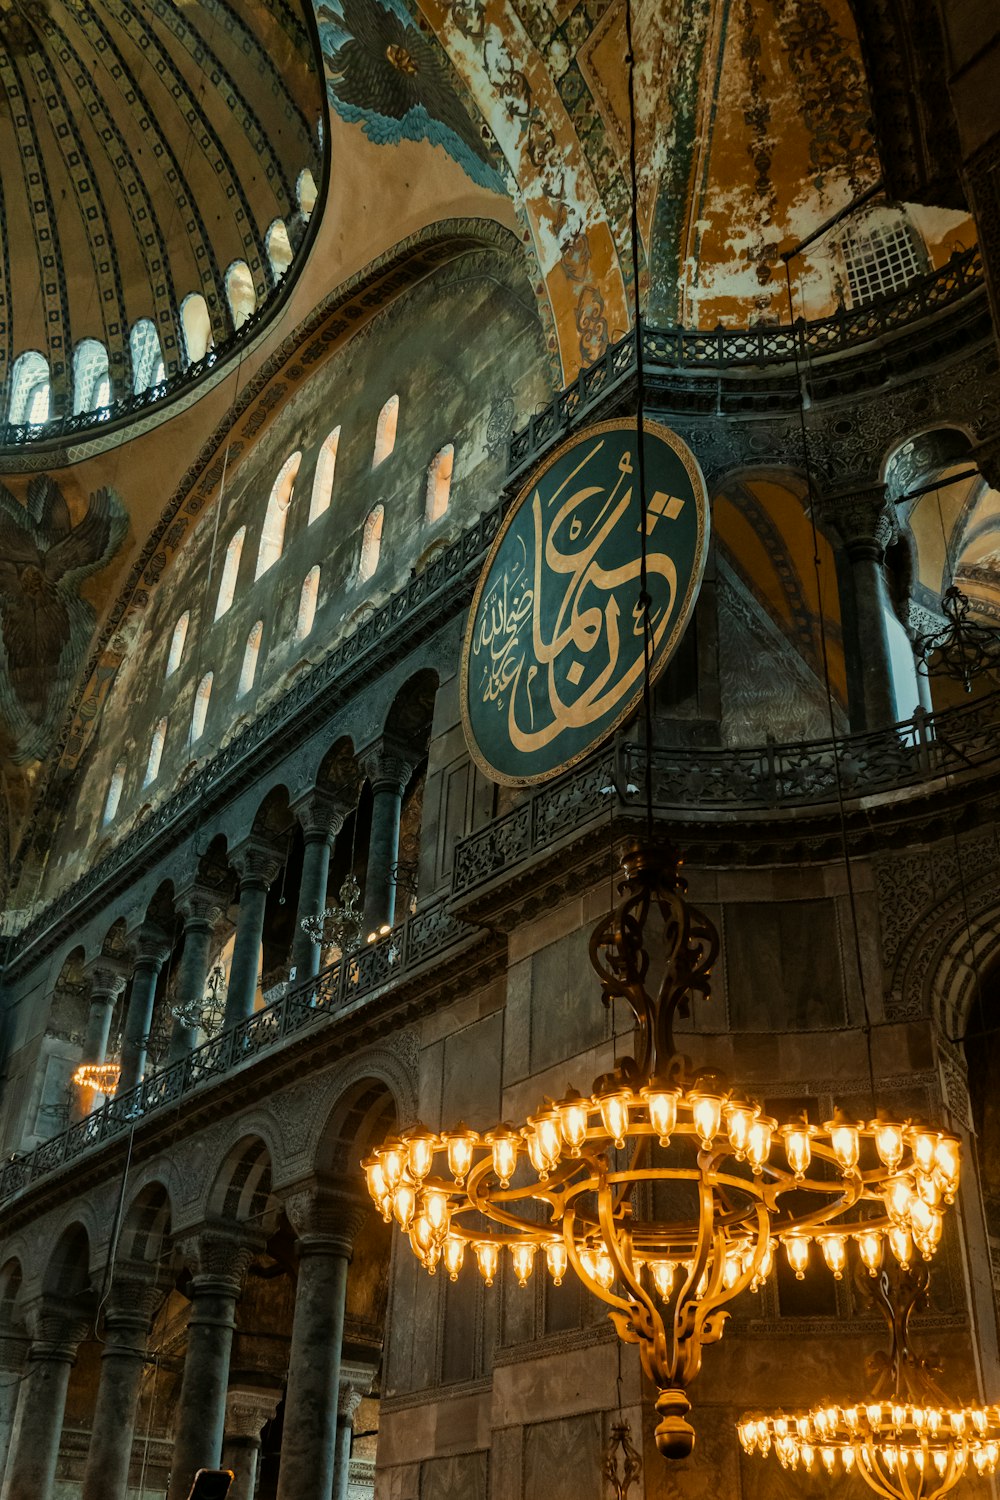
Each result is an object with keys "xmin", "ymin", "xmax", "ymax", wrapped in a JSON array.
[
  {"xmin": 176, "ymin": 880, "xmax": 228, "ymax": 929},
  {"xmin": 972, "ymin": 433, "xmax": 1000, "ymax": 493},
  {"xmin": 103, "ymin": 1263, "xmax": 166, "ymax": 1333},
  {"xmin": 280, "ymin": 1179, "xmax": 370, "ymax": 1255},
  {"xmin": 338, "ymin": 1381, "xmax": 364, "ymax": 1424},
  {"xmin": 84, "ymin": 954, "xmax": 131, "ymax": 1001},
  {"xmin": 292, "ymin": 788, "xmax": 351, "ymax": 845},
  {"xmin": 359, "ymin": 736, "xmax": 415, "ymax": 794},
  {"xmin": 225, "ymin": 1383, "xmax": 282, "ymax": 1440},
  {"xmin": 816, "ymin": 481, "xmax": 896, "ymax": 553},
  {"xmin": 179, "ymin": 1223, "xmax": 263, "ymax": 1297},
  {"xmin": 25, "ymin": 1296, "xmax": 91, "ymax": 1360},
  {"xmin": 230, "ymin": 834, "xmax": 285, "ymax": 892},
  {"xmin": 131, "ymin": 922, "xmax": 172, "ymax": 971}
]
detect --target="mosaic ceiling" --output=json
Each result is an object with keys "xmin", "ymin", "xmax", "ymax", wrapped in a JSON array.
[{"xmin": 0, "ymin": 0, "xmax": 323, "ymax": 413}]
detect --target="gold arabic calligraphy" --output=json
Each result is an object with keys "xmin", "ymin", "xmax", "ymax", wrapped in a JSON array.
[{"xmin": 471, "ymin": 439, "xmax": 682, "ymax": 752}]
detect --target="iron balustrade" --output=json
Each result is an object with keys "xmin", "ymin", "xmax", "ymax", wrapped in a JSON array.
[
  {"xmin": 451, "ymin": 692, "xmax": 1000, "ymax": 897},
  {"xmin": 0, "ymin": 895, "xmax": 473, "ymax": 1205}
]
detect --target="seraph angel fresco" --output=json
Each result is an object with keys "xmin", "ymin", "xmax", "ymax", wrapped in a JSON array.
[
  {"xmin": 0, "ymin": 476, "xmax": 127, "ymax": 764},
  {"xmin": 316, "ymin": 0, "xmax": 505, "ymax": 191}
]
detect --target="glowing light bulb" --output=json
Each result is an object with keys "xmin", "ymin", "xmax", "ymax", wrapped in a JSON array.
[
  {"xmin": 411, "ymin": 1214, "xmax": 435, "ymax": 1257},
  {"xmin": 528, "ymin": 1107, "xmax": 562, "ymax": 1171},
  {"xmin": 443, "ymin": 1127, "xmax": 477, "ymax": 1184},
  {"xmin": 648, "ymin": 1260, "xmax": 676, "ymax": 1299},
  {"xmin": 545, "ymin": 1241, "xmax": 568, "ymax": 1284},
  {"xmin": 406, "ymin": 1129, "xmax": 436, "ymax": 1181},
  {"xmin": 934, "ymin": 1136, "xmax": 961, "ymax": 1198},
  {"xmin": 820, "ymin": 1235, "xmax": 847, "ymax": 1278},
  {"xmin": 474, "ymin": 1240, "xmax": 500, "ymax": 1285},
  {"xmin": 558, "ymin": 1089, "xmax": 589, "ymax": 1154},
  {"xmin": 594, "ymin": 1250, "xmax": 615, "ymax": 1290},
  {"xmin": 782, "ymin": 1126, "xmax": 812, "ymax": 1177},
  {"xmin": 829, "ymin": 1122, "xmax": 860, "ymax": 1172},
  {"xmin": 598, "ymin": 1089, "xmax": 631, "ymax": 1149},
  {"xmin": 856, "ymin": 1230, "xmax": 883, "ymax": 1275},
  {"xmin": 724, "ymin": 1098, "xmax": 757, "ymax": 1158},
  {"xmin": 801, "ymin": 1444, "xmax": 815, "ymax": 1472},
  {"xmin": 423, "ymin": 1188, "xmax": 450, "ymax": 1238},
  {"xmin": 510, "ymin": 1241, "xmax": 536, "ymax": 1287},
  {"xmin": 378, "ymin": 1145, "xmax": 406, "ymax": 1193},
  {"xmin": 821, "ymin": 1447, "xmax": 836, "ymax": 1474},
  {"xmin": 842, "ymin": 1446, "xmax": 855, "ymax": 1471},
  {"xmin": 886, "ymin": 1176, "xmax": 916, "ymax": 1224},
  {"xmin": 690, "ymin": 1090, "xmax": 724, "ymax": 1148},
  {"xmin": 784, "ymin": 1236, "xmax": 810, "ymax": 1279},
  {"xmin": 912, "ymin": 1131, "xmax": 938, "ymax": 1173},
  {"xmin": 910, "ymin": 1199, "xmax": 943, "ymax": 1258},
  {"xmin": 393, "ymin": 1182, "xmax": 416, "ymax": 1230},
  {"xmin": 746, "ymin": 1117, "xmax": 775, "ymax": 1172},
  {"xmin": 641, "ymin": 1086, "xmax": 679, "ymax": 1145},
  {"xmin": 888, "ymin": 1225, "xmax": 913, "ymax": 1268},
  {"xmin": 363, "ymin": 1157, "xmax": 390, "ymax": 1217},
  {"xmin": 442, "ymin": 1236, "xmax": 465, "ymax": 1280},
  {"xmin": 723, "ymin": 1251, "xmax": 743, "ymax": 1289},
  {"xmin": 917, "ymin": 1171, "xmax": 942, "ymax": 1207},
  {"xmin": 875, "ymin": 1121, "xmax": 905, "ymax": 1173},
  {"xmin": 525, "ymin": 1128, "xmax": 551, "ymax": 1178},
  {"xmin": 486, "ymin": 1128, "xmax": 519, "ymax": 1187}
]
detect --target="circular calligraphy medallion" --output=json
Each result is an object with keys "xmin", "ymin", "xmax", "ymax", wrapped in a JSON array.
[{"xmin": 461, "ymin": 417, "xmax": 710, "ymax": 786}]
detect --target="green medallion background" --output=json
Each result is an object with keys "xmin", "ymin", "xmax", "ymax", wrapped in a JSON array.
[{"xmin": 461, "ymin": 417, "xmax": 710, "ymax": 786}]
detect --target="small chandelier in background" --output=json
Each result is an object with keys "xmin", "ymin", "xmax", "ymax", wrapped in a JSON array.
[
  {"xmin": 300, "ymin": 872, "xmax": 365, "ymax": 960},
  {"xmin": 72, "ymin": 1060, "xmax": 121, "ymax": 1098},
  {"xmin": 915, "ymin": 586, "xmax": 1000, "ymax": 694},
  {"xmin": 739, "ymin": 1259, "xmax": 999, "ymax": 1498},
  {"xmin": 602, "ymin": 1418, "xmax": 642, "ymax": 1498},
  {"xmin": 171, "ymin": 961, "xmax": 227, "ymax": 1038},
  {"xmin": 363, "ymin": 841, "xmax": 963, "ymax": 1461}
]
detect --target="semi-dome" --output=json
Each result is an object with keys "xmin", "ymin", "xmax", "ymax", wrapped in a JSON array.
[{"xmin": 0, "ymin": 0, "xmax": 323, "ymax": 438}]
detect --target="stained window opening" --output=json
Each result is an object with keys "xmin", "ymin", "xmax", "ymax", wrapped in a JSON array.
[
  {"xmin": 191, "ymin": 673, "xmax": 213, "ymax": 742},
  {"xmin": 144, "ymin": 719, "xmax": 167, "ymax": 786},
  {"xmin": 181, "ymin": 293, "xmax": 214, "ymax": 365},
  {"xmin": 166, "ymin": 611, "xmax": 190, "ymax": 678},
  {"xmin": 73, "ymin": 339, "xmax": 111, "ymax": 414},
  {"xmin": 297, "ymin": 168, "xmax": 317, "ymax": 219},
  {"xmin": 131, "ymin": 319, "xmax": 165, "ymax": 393},
  {"xmin": 225, "ymin": 261, "xmax": 257, "ymax": 330},
  {"xmin": 359, "ymin": 504, "xmax": 384, "ymax": 584},
  {"xmin": 841, "ymin": 215, "xmax": 926, "ymax": 308},
  {"xmin": 103, "ymin": 761, "xmax": 126, "ymax": 825},
  {"xmin": 425, "ymin": 443, "xmax": 454, "ymax": 522},
  {"xmin": 215, "ymin": 527, "xmax": 246, "ymax": 620},
  {"xmin": 256, "ymin": 452, "xmax": 301, "ymax": 578},
  {"xmin": 296, "ymin": 566, "xmax": 320, "ymax": 640},
  {"xmin": 266, "ymin": 220, "xmax": 293, "ymax": 283},
  {"xmin": 239, "ymin": 621, "xmax": 263, "ymax": 697},
  {"xmin": 309, "ymin": 428, "xmax": 340, "ymax": 523},
  {"xmin": 373, "ymin": 395, "xmax": 399, "ymax": 468},
  {"xmin": 9, "ymin": 351, "xmax": 50, "ymax": 425}
]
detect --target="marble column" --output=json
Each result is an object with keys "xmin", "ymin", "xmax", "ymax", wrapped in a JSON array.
[
  {"xmin": 0, "ymin": 1335, "xmax": 27, "ymax": 1488},
  {"xmin": 276, "ymin": 1186, "xmax": 368, "ymax": 1500},
  {"xmin": 168, "ymin": 1231, "xmax": 255, "ymax": 1500},
  {"xmin": 119, "ymin": 927, "xmax": 171, "ymax": 1095},
  {"xmin": 903, "ymin": 599, "xmax": 943, "ymax": 715},
  {"xmin": 81, "ymin": 1271, "xmax": 162, "ymax": 1500},
  {"xmin": 823, "ymin": 483, "xmax": 898, "ymax": 732},
  {"xmin": 221, "ymin": 1386, "xmax": 281, "ymax": 1500},
  {"xmin": 332, "ymin": 1381, "xmax": 364, "ymax": 1500},
  {"xmin": 74, "ymin": 957, "xmax": 130, "ymax": 1118},
  {"xmin": 225, "ymin": 837, "xmax": 284, "ymax": 1031},
  {"xmin": 360, "ymin": 741, "xmax": 414, "ymax": 931},
  {"xmin": 168, "ymin": 884, "xmax": 226, "ymax": 1062},
  {"xmin": 289, "ymin": 792, "xmax": 349, "ymax": 982},
  {"xmin": 1, "ymin": 1299, "xmax": 89, "ymax": 1500}
]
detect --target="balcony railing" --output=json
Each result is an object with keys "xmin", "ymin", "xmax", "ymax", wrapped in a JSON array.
[
  {"xmin": 0, "ymin": 895, "xmax": 474, "ymax": 1206},
  {"xmin": 452, "ymin": 690, "xmax": 1000, "ymax": 897}
]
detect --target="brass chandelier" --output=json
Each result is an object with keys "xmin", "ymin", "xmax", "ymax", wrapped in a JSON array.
[
  {"xmin": 364, "ymin": 839, "xmax": 962, "ymax": 1459},
  {"xmin": 739, "ymin": 1260, "xmax": 999, "ymax": 1498}
]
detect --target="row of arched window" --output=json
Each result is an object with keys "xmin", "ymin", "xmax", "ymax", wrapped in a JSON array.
[{"xmin": 7, "ymin": 188, "xmax": 317, "ymax": 425}]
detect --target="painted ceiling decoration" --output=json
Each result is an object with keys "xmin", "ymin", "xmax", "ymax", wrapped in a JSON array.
[{"xmin": 0, "ymin": 0, "xmax": 323, "ymax": 414}]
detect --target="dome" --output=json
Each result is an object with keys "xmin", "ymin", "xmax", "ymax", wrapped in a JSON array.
[{"xmin": 0, "ymin": 0, "xmax": 323, "ymax": 440}]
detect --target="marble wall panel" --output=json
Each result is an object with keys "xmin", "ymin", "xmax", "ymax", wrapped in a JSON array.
[{"xmin": 522, "ymin": 1411, "xmax": 603, "ymax": 1500}]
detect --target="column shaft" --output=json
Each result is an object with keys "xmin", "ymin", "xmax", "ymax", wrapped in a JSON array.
[
  {"xmin": 168, "ymin": 1279, "xmax": 239, "ymax": 1500},
  {"xmin": 169, "ymin": 916, "xmax": 215, "ymax": 1062},
  {"xmin": 290, "ymin": 835, "xmax": 332, "ymax": 981},
  {"xmin": 276, "ymin": 1244, "xmax": 350, "ymax": 1500},
  {"xmin": 364, "ymin": 783, "xmax": 403, "ymax": 930},
  {"xmin": 332, "ymin": 1413, "xmax": 353, "ymax": 1500},
  {"xmin": 119, "ymin": 957, "xmax": 163, "ymax": 1094},
  {"xmin": 845, "ymin": 539, "xmax": 897, "ymax": 730},
  {"xmin": 82, "ymin": 995, "xmax": 115, "ymax": 1062},
  {"xmin": 225, "ymin": 881, "xmax": 268, "ymax": 1030},
  {"xmin": 221, "ymin": 1434, "xmax": 260, "ymax": 1500},
  {"xmin": 1, "ymin": 1349, "xmax": 74, "ymax": 1500},
  {"xmin": 81, "ymin": 1312, "xmax": 150, "ymax": 1500}
]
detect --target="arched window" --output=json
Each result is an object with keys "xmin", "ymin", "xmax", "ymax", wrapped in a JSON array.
[
  {"xmin": 309, "ymin": 428, "xmax": 340, "ymax": 524},
  {"xmin": 266, "ymin": 219, "xmax": 293, "ymax": 283},
  {"xmin": 9, "ymin": 351, "xmax": 50, "ymax": 424},
  {"xmin": 165, "ymin": 611, "xmax": 190, "ymax": 678},
  {"xmin": 297, "ymin": 168, "xmax": 317, "ymax": 219},
  {"xmin": 103, "ymin": 761, "xmax": 126, "ymax": 825},
  {"xmin": 72, "ymin": 339, "xmax": 111, "ymax": 414},
  {"xmin": 359, "ymin": 504, "xmax": 384, "ymax": 583},
  {"xmin": 296, "ymin": 566, "xmax": 320, "ymax": 640},
  {"xmin": 180, "ymin": 293, "xmax": 214, "ymax": 365},
  {"xmin": 130, "ymin": 319, "xmax": 165, "ymax": 393},
  {"xmin": 238, "ymin": 620, "xmax": 263, "ymax": 697},
  {"xmin": 425, "ymin": 443, "xmax": 454, "ymax": 522},
  {"xmin": 215, "ymin": 527, "xmax": 245, "ymax": 620},
  {"xmin": 256, "ymin": 452, "xmax": 301, "ymax": 579},
  {"xmin": 144, "ymin": 718, "xmax": 167, "ymax": 786},
  {"xmin": 225, "ymin": 261, "xmax": 256, "ymax": 330},
  {"xmin": 373, "ymin": 395, "xmax": 398, "ymax": 468},
  {"xmin": 190, "ymin": 673, "xmax": 213, "ymax": 742}
]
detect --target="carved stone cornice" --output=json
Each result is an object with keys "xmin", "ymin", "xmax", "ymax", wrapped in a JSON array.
[
  {"xmin": 281, "ymin": 1179, "xmax": 370, "ymax": 1257},
  {"xmin": 359, "ymin": 737, "xmax": 415, "ymax": 796},
  {"xmin": 816, "ymin": 482, "xmax": 895, "ymax": 555},
  {"xmin": 292, "ymin": 789, "xmax": 352, "ymax": 846},
  {"xmin": 229, "ymin": 835, "xmax": 285, "ymax": 893}
]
